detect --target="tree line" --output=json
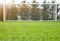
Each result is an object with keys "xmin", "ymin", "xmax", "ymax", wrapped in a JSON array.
[{"xmin": 0, "ymin": 0, "xmax": 57, "ymax": 21}]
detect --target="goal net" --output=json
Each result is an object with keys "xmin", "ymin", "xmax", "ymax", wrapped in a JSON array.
[{"xmin": 3, "ymin": 3, "xmax": 57, "ymax": 21}]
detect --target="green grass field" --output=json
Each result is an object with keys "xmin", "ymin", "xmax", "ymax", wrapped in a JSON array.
[{"xmin": 0, "ymin": 21, "xmax": 60, "ymax": 41}]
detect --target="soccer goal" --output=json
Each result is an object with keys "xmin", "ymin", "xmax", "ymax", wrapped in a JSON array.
[{"xmin": 3, "ymin": 3, "xmax": 57, "ymax": 21}]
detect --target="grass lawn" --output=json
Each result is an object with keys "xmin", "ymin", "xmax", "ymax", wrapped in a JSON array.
[{"xmin": 0, "ymin": 21, "xmax": 60, "ymax": 41}]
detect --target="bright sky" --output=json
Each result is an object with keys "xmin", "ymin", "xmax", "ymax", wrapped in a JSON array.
[{"xmin": 0, "ymin": 0, "xmax": 60, "ymax": 4}]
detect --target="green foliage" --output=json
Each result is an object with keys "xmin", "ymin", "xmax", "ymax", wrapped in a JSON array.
[{"xmin": 0, "ymin": 4, "xmax": 3, "ymax": 21}]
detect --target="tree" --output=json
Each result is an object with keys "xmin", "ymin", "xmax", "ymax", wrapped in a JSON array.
[
  {"xmin": 6, "ymin": 5, "xmax": 18, "ymax": 20},
  {"xmin": 50, "ymin": 0, "xmax": 56, "ymax": 20},
  {"xmin": 41, "ymin": 0, "xmax": 49, "ymax": 20},
  {"xmin": 30, "ymin": 0, "xmax": 40, "ymax": 20},
  {"xmin": 19, "ymin": 0, "xmax": 29, "ymax": 20},
  {"xmin": 6, "ymin": 0, "xmax": 18, "ymax": 20}
]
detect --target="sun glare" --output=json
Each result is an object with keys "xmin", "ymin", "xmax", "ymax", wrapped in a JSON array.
[
  {"xmin": 6, "ymin": 0, "xmax": 12, "ymax": 4},
  {"xmin": 14, "ymin": 0, "xmax": 22, "ymax": 4},
  {"xmin": 0, "ymin": 0, "xmax": 3, "ymax": 4},
  {"xmin": 0, "ymin": 0, "xmax": 60, "ymax": 4}
]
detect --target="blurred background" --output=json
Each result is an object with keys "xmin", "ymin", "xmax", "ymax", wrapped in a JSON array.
[{"xmin": 0, "ymin": 0, "xmax": 60, "ymax": 21}]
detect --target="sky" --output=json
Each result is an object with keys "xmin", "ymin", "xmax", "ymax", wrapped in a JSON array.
[{"xmin": 0, "ymin": 0, "xmax": 60, "ymax": 4}]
